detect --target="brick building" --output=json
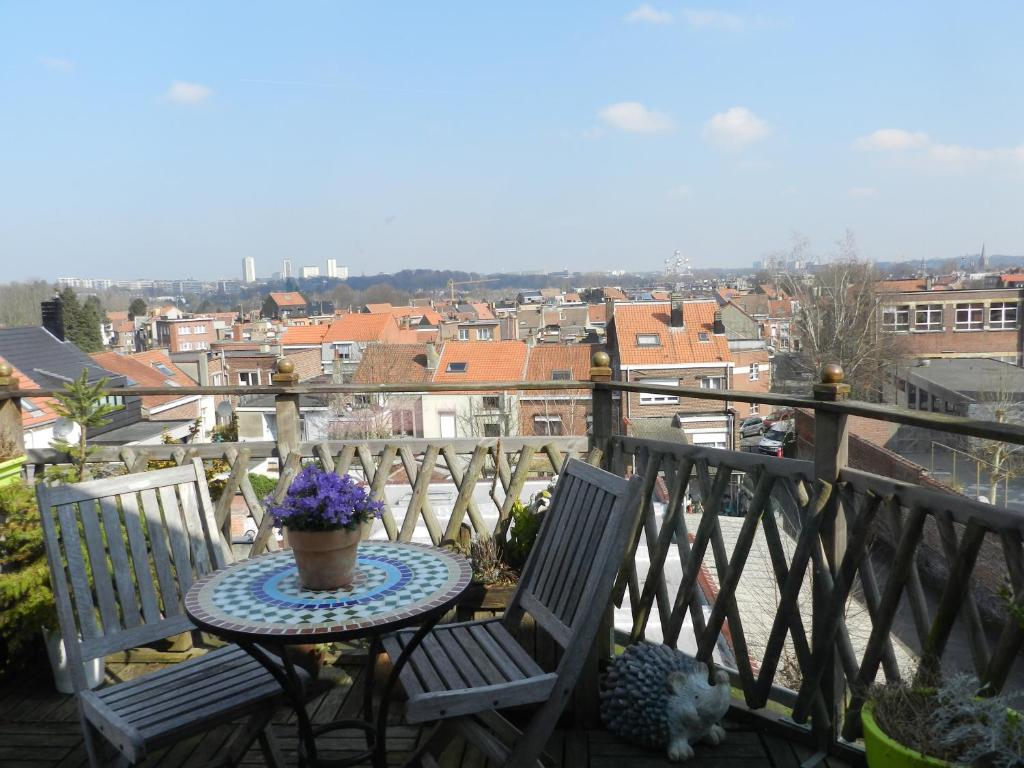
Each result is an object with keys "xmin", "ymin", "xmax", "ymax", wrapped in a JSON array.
[
  {"xmin": 877, "ymin": 285, "xmax": 1023, "ymax": 365},
  {"xmin": 518, "ymin": 344, "xmax": 592, "ymax": 436},
  {"xmin": 91, "ymin": 350, "xmax": 212, "ymax": 429},
  {"xmin": 609, "ymin": 299, "xmax": 735, "ymax": 448},
  {"xmin": 153, "ymin": 317, "xmax": 216, "ymax": 354}
]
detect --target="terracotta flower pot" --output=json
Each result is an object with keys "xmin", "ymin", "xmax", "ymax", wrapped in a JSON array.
[{"xmin": 286, "ymin": 527, "xmax": 361, "ymax": 590}]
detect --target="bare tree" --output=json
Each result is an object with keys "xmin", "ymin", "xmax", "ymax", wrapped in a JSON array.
[
  {"xmin": 962, "ymin": 366, "xmax": 1024, "ymax": 506},
  {"xmin": 778, "ymin": 231, "xmax": 903, "ymax": 400}
]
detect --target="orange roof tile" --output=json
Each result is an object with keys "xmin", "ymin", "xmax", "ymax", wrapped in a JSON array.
[
  {"xmin": 612, "ymin": 301, "xmax": 730, "ymax": 367},
  {"xmin": 90, "ymin": 351, "xmax": 197, "ymax": 410},
  {"xmin": 470, "ymin": 303, "xmax": 495, "ymax": 320},
  {"xmin": 324, "ymin": 313, "xmax": 403, "ymax": 343},
  {"xmin": 351, "ymin": 344, "xmax": 431, "ymax": 385},
  {"xmin": 364, "ymin": 303, "xmax": 395, "ymax": 313},
  {"xmin": 268, "ymin": 291, "xmax": 307, "ymax": 306},
  {"xmin": 0, "ymin": 357, "xmax": 58, "ymax": 428},
  {"xmin": 1001, "ymin": 274, "xmax": 1024, "ymax": 285},
  {"xmin": 603, "ymin": 287, "xmax": 627, "ymax": 301},
  {"xmin": 433, "ymin": 341, "xmax": 528, "ymax": 382},
  {"xmin": 524, "ymin": 345, "xmax": 591, "ymax": 382},
  {"xmin": 106, "ymin": 311, "xmax": 129, "ymax": 322},
  {"xmin": 281, "ymin": 324, "xmax": 331, "ymax": 345},
  {"xmin": 588, "ymin": 304, "xmax": 606, "ymax": 323}
]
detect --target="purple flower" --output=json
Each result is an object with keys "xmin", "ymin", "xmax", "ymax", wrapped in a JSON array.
[{"xmin": 266, "ymin": 465, "xmax": 384, "ymax": 532}]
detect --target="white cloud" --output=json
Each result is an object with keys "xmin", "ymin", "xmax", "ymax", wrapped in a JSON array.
[
  {"xmin": 39, "ymin": 56, "xmax": 73, "ymax": 72},
  {"xmin": 626, "ymin": 4, "xmax": 673, "ymax": 24},
  {"xmin": 667, "ymin": 184, "xmax": 693, "ymax": 199},
  {"xmin": 854, "ymin": 129, "xmax": 930, "ymax": 151},
  {"xmin": 599, "ymin": 101, "xmax": 674, "ymax": 134},
  {"xmin": 165, "ymin": 81, "xmax": 213, "ymax": 105},
  {"xmin": 682, "ymin": 9, "xmax": 746, "ymax": 29},
  {"xmin": 702, "ymin": 107, "xmax": 769, "ymax": 150},
  {"xmin": 848, "ymin": 186, "xmax": 877, "ymax": 199}
]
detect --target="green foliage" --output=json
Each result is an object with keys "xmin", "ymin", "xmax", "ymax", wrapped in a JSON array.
[
  {"xmin": 0, "ymin": 482, "xmax": 56, "ymax": 675},
  {"xmin": 247, "ymin": 473, "xmax": 277, "ymax": 500},
  {"xmin": 127, "ymin": 298, "xmax": 147, "ymax": 319},
  {"xmin": 504, "ymin": 500, "xmax": 542, "ymax": 569},
  {"xmin": 45, "ymin": 369, "xmax": 120, "ymax": 484},
  {"xmin": 211, "ymin": 414, "xmax": 238, "ymax": 442},
  {"xmin": 58, "ymin": 287, "xmax": 105, "ymax": 353}
]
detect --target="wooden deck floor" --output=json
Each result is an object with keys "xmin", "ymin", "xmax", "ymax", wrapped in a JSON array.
[{"xmin": 0, "ymin": 653, "xmax": 859, "ymax": 768}]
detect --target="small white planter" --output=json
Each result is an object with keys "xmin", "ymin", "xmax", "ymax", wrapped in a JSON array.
[{"xmin": 42, "ymin": 628, "xmax": 104, "ymax": 694}]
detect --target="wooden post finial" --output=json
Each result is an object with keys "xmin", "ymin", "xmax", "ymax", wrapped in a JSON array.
[
  {"xmin": 0, "ymin": 363, "xmax": 13, "ymax": 388},
  {"xmin": 590, "ymin": 349, "xmax": 612, "ymax": 383},
  {"xmin": 813, "ymin": 363, "xmax": 850, "ymax": 401},
  {"xmin": 272, "ymin": 356, "xmax": 299, "ymax": 384}
]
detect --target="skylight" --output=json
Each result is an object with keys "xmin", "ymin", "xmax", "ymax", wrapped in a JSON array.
[
  {"xmin": 153, "ymin": 363, "xmax": 175, "ymax": 376},
  {"xmin": 698, "ymin": 332, "xmax": 710, "ymax": 342},
  {"xmin": 636, "ymin": 333, "xmax": 661, "ymax": 347},
  {"xmin": 551, "ymin": 369, "xmax": 572, "ymax": 380},
  {"xmin": 446, "ymin": 362, "xmax": 468, "ymax": 373}
]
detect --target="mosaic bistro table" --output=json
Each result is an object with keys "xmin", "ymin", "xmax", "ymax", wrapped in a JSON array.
[{"xmin": 185, "ymin": 541, "xmax": 472, "ymax": 768}]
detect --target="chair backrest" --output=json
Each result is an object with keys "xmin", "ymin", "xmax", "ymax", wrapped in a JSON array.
[
  {"xmin": 36, "ymin": 459, "xmax": 230, "ymax": 692},
  {"xmin": 504, "ymin": 458, "xmax": 642, "ymax": 654}
]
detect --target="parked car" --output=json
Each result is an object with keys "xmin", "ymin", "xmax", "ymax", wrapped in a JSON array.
[
  {"xmin": 763, "ymin": 409, "xmax": 795, "ymax": 429},
  {"xmin": 739, "ymin": 415, "xmax": 765, "ymax": 438},
  {"xmin": 757, "ymin": 423, "xmax": 796, "ymax": 457}
]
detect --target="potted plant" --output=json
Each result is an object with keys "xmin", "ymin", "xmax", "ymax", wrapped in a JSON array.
[
  {"xmin": 0, "ymin": 481, "xmax": 103, "ymax": 691},
  {"xmin": 862, "ymin": 672, "xmax": 1022, "ymax": 767},
  {"xmin": 267, "ymin": 465, "xmax": 383, "ymax": 590},
  {"xmin": 0, "ymin": 432, "xmax": 25, "ymax": 488}
]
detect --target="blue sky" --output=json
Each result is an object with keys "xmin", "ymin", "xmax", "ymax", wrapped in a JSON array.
[{"xmin": 2, "ymin": 2, "xmax": 1022, "ymax": 281}]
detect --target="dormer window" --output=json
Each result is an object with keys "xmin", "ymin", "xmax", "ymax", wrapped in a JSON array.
[
  {"xmin": 636, "ymin": 333, "xmax": 661, "ymax": 347},
  {"xmin": 551, "ymin": 369, "xmax": 572, "ymax": 380},
  {"xmin": 446, "ymin": 362, "xmax": 468, "ymax": 373}
]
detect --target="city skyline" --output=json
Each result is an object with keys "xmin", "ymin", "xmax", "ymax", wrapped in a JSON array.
[{"xmin": 2, "ymin": 2, "xmax": 1024, "ymax": 281}]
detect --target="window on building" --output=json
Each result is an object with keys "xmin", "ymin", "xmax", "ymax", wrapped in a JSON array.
[
  {"xmin": 907, "ymin": 383, "xmax": 917, "ymax": 408},
  {"xmin": 750, "ymin": 402, "xmax": 759, "ymax": 414},
  {"xmin": 354, "ymin": 393, "xmax": 373, "ymax": 407},
  {"xmin": 638, "ymin": 378, "xmax": 679, "ymax": 404},
  {"xmin": 179, "ymin": 342, "xmax": 192, "ymax": 351},
  {"xmin": 336, "ymin": 343, "xmax": 353, "ymax": 360},
  {"xmin": 178, "ymin": 325, "xmax": 191, "ymax": 335},
  {"xmin": 477, "ymin": 327, "xmax": 493, "ymax": 341},
  {"xmin": 458, "ymin": 328, "xmax": 470, "ymax": 341},
  {"xmin": 698, "ymin": 332, "xmax": 710, "ymax": 342},
  {"xmin": 483, "ymin": 423, "xmax": 501, "ymax": 437},
  {"xmin": 989, "ymin": 302, "xmax": 1018, "ymax": 330},
  {"xmin": 238, "ymin": 371, "xmax": 260, "ymax": 386},
  {"xmin": 446, "ymin": 362, "xmax": 468, "ymax": 373},
  {"xmin": 700, "ymin": 376, "xmax": 726, "ymax": 390},
  {"xmin": 22, "ymin": 398, "xmax": 42, "ymax": 415},
  {"xmin": 882, "ymin": 305, "xmax": 910, "ymax": 332},
  {"xmin": 551, "ymin": 369, "xmax": 572, "ymax": 380},
  {"xmin": 945, "ymin": 400, "xmax": 957, "ymax": 414},
  {"xmin": 154, "ymin": 363, "xmax": 174, "ymax": 376},
  {"xmin": 482, "ymin": 395, "xmax": 501, "ymax": 410},
  {"xmin": 533, "ymin": 415, "xmax": 564, "ymax": 436},
  {"xmin": 955, "ymin": 303, "xmax": 984, "ymax": 330},
  {"xmin": 193, "ymin": 325, "xmax": 206, "ymax": 334},
  {"xmin": 635, "ymin": 333, "xmax": 661, "ymax": 347},
  {"xmin": 749, "ymin": 364, "xmax": 759, "ymax": 381},
  {"xmin": 914, "ymin": 304, "xmax": 943, "ymax": 331}
]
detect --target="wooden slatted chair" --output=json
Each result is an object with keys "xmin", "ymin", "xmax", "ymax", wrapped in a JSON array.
[
  {"xmin": 381, "ymin": 458, "xmax": 643, "ymax": 768},
  {"xmin": 36, "ymin": 459, "xmax": 299, "ymax": 768}
]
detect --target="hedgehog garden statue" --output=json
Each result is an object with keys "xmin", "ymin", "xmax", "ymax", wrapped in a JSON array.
[{"xmin": 600, "ymin": 644, "xmax": 731, "ymax": 762}]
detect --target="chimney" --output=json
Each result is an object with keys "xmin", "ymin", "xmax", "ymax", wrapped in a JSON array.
[
  {"xmin": 925, "ymin": 275, "xmax": 934, "ymax": 291},
  {"xmin": 713, "ymin": 310, "xmax": 725, "ymax": 335},
  {"xmin": 425, "ymin": 341, "xmax": 440, "ymax": 372},
  {"xmin": 670, "ymin": 294, "xmax": 685, "ymax": 329},
  {"xmin": 41, "ymin": 297, "xmax": 65, "ymax": 341},
  {"xmin": 604, "ymin": 296, "xmax": 615, "ymax": 323}
]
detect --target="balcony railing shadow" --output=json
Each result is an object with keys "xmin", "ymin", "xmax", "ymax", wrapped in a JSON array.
[{"xmin": 1, "ymin": 354, "xmax": 1022, "ymax": 765}]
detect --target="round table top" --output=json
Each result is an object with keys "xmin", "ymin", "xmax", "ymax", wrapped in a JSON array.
[{"xmin": 184, "ymin": 541, "xmax": 472, "ymax": 642}]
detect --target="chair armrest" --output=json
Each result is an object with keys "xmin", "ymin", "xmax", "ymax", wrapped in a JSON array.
[{"xmin": 78, "ymin": 689, "xmax": 147, "ymax": 764}]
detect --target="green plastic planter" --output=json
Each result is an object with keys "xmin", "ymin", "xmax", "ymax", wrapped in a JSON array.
[
  {"xmin": 862, "ymin": 702, "xmax": 950, "ymax": 768},
  {"xmin": 0, "ymin": 455, "xmax": 26, "ymax": 488}
]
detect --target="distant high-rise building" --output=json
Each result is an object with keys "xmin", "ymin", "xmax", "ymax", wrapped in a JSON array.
[
  {"xmin": 326, "ymin": 258, "xmax": 338, "ymax": 278},
  {"xmin": 282, "ymin": 258, "xmax": 293, "ymax": 278},
  {"xmin": 300, "ymin": 265, "xmax": 320, "ymax": 278},
  {"xmin": 335, "ymin": 265, "xmax": 349, "ymax": 280},
  {"xmin": 243, "ymin": 257, "xmax": 256, "ymax": 283}
]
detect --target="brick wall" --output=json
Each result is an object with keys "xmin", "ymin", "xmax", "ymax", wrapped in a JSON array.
[
  {"xmin": 624, "ymin": 366, "xmax": 730, "ymax": 419},
  {"xmin": 519, "ymin": 396, "xmax": 591, "ymax": 436},
  {"xmin": 730, "ymin": 348, "xmax": 771, "ymax": 419},
  {"xmin": 149, "ymin": 399, "xmax": 200, "ymax": 422}
]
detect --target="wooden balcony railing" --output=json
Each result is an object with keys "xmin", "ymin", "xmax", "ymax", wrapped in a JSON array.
[{"xmin": 2, "ymin": 355, "xmax": 1023, "ymax": 759}]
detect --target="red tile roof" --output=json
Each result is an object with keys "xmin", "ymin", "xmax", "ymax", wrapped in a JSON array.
[
  {"xmin": 351, "ymin": 344, "xmax": 431, "ymax": 384},
  {"xmin": 268, "ymin": 291, "xmax": 307, "ymax": 306},
  {"xmin": 90, "ymin": 350, "xmax": 197, "ymax": 410},
  {"xmin": 613, "ymin": 301, "xmax": 730, "ymax": 367},
  {"xmin": 588, "ymin": 304, "xmax": 606, "ymax": 323},
  {"xmin": 433, "ymin": 341, "xmax": 528, "ymax": 382},
  {"xmin": 281, "ymin": 324, "xmax": 331, "ymax": 345},
  {"xmin": 470, "ymin": 303, "xmax": 495, "ymax": 320},
  {"xmin": 364, "ymin": 303, "xmax": 394, "ymax": 313},
  {"xmin": 0, "ymin": 357, "xmax": 58, "ymax": 428},
  {"xmin": 603, "ymin": 287, "xmax": 628, "ymax": 301},
  {"xmin": 523, "ymin": 345, "xmax": 591, "ymax": 382},
  {"xmin": 324, "ymin": 314, "xmax": 405, "ymax": 343},
  {"xmin": 1000, "ymin": 274, "xmax": 1024, "ymax": 285}
]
